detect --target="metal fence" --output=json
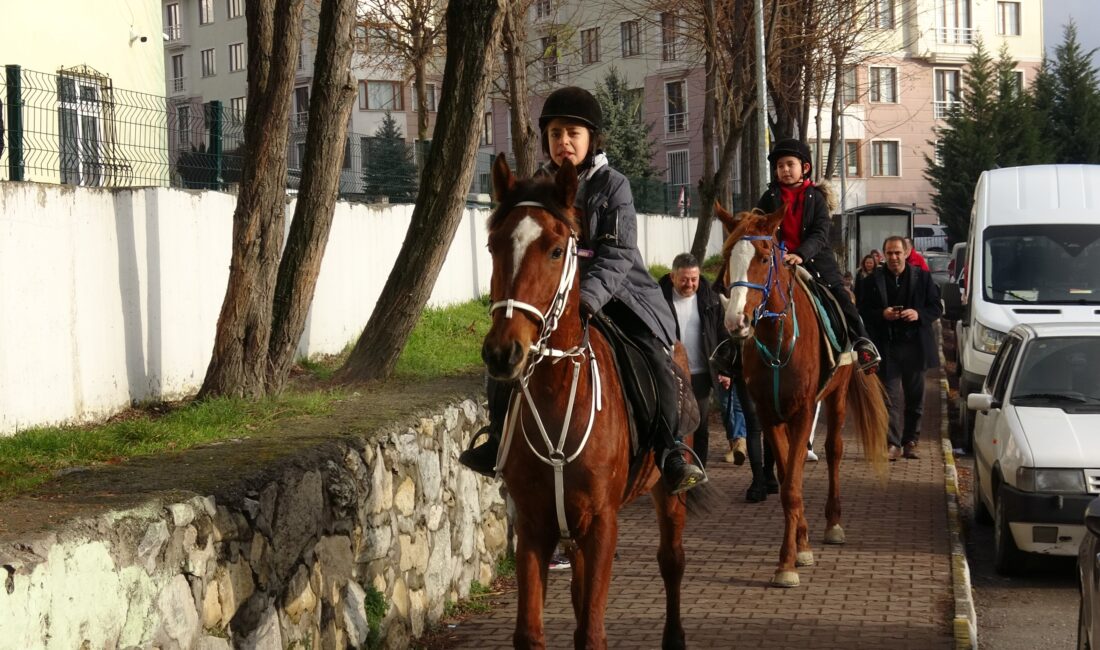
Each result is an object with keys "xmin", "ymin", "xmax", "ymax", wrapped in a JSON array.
[{"xmin": 1, "ymin": 64, "xmax": 723, "ymax": 214}]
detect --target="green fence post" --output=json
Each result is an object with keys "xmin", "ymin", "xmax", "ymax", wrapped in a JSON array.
[
  {"xmin": 5, "ymin": 64, "xmax": 24, "ymax": 182},
  {"xmin": 206, "ymin": 100, "xmax": 223, "ymax": 189}
]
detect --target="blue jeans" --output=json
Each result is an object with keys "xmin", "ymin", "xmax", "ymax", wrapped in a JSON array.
[{"xmin": 716, "ymin": 384, "xmax": 747, "ymax": 442}]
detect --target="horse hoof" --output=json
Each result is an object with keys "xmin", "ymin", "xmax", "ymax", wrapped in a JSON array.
[
  {"xmin": 824, "ymin": 525, "xmax": 846, "ymax": 545},
  {"xmin": 771, "ymin": 570, "xmax": 800, "ymax": 587},
  {"xmin": 796, "ymin": 551, "xmax": 815, "ymax": 567}
]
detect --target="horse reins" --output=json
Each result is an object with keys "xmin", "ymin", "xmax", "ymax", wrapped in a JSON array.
[
  {"xmin": 488, "ymin": 200, "xmax": 602, "ymax": 543},
  {"xmin": 731, "ymin": 235, "xmax": 800, "ymax": 420}
]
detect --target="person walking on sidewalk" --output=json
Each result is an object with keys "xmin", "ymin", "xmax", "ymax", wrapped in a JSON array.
[
  {"xmin": 858, "ymin": 236, "xmax": 943, "ymax": 460},
  {"xmin": 660, "ymin": 253, "xmax": 728, "ymax": 468}
]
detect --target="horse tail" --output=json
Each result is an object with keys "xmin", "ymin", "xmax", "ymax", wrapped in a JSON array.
[
  {"xmin": 686, "ymin": 481, "xmax": 721, "ymax": 516},
  {"xmin": 846, "ymin": 368, "xmax": 890, "ymax": 481}
]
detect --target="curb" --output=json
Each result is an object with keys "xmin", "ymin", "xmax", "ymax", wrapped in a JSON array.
[{"xmin": 939, "ymin": 334, "xmax": 978, "ymax": 649}]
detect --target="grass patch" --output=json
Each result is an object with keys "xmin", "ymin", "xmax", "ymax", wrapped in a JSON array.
[
  {"xmin": 393, "ymin": 298, "xmax": 491, "ymax": 379},
  {"xmin": 648, "ymin": 263, "xmax": 671, "ymax": 281},
  {"xmin": 702, "ymin": 253, "xmax": 725, "ymax": 279},
  {"xmin": 0, "ymin": 391, "xmax": 345, "ymax": 498}
]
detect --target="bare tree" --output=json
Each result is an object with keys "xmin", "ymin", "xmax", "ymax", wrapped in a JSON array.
[
  {"xmin": 501, "ymin": 0, "xmax": 539, "ymax": 176},
  {"xmin": 199, "ymin": 0, "xmax": 305, "ymax": 399},
  {"xmin": 357, "ymin": 0, "xmax": 447, "ymax": 142},
  {"xmin": 267, "ymin": 0, "xmax": 359, "ymax": 393},
  {"xmin": 337, "ymin": 0, "xmax": 505, "ymax": 382}
]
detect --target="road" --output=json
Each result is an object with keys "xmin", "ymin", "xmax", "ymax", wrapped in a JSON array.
[{"xmin": 944, "ymin": 326, "xmax": 1080, "ymax": 649}]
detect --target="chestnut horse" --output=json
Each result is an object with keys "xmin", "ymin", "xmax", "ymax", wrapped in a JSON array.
[
  {"xmin": 481, "ymin": 154, "xmax": 694, "ymax": 649},
  {"xmin": 717, "ymin": 205, "xmax": 888, "ymax": 588}
]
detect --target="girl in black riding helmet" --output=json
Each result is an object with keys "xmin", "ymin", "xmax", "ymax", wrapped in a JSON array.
[
  {"xmin": 460, "ymin": 86, "xmax": 706, "ymax": 494},
  {"xmin": 757, "ymin": 138, "xmax": 881, "ymax": 372}
]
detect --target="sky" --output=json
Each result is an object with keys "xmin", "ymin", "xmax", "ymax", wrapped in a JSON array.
[{"xmin": 1043, "ymin": 0, "xmax": 1100, "ymax": 70}]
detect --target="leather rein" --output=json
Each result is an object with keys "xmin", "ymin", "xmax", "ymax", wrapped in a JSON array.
[{"xmin": 488, "ymin": 200, "xmax": 602, "ymax": 544}]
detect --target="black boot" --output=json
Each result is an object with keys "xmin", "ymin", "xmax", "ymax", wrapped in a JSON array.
[
  {"xmin": 745, "ymin": 427, "xmax": 769, "ymax": 502},
  {"xmin": 459, "ymin": 426, "xmax": 500, "ymax": 478},
  {"xmin": 763, "ymin": 438, "xmax": 779, "ymax": 493},
  {"xmin": 661, "ymin": 445, "xmax": 707, "ymax": 495}
]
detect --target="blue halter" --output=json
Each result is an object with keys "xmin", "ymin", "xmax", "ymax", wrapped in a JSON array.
[{"xmin": 730, "ymin": 235, "xmax": 800, "ymax": 420}]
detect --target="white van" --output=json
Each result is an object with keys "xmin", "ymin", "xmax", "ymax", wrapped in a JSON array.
[{"xmin": 953, "ymin": 165, "xmax": 1100, "ymax": 448}]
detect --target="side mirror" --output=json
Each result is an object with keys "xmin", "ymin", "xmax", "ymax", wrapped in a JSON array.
[
  {"xmin": 942, "ymin": 281, "xmax": 963, "ymax": 321},
  {"xmin": 967, "ymin": 393, "xmax": 998, "ymax": 412},
  {"xmin": 1085, "ymin": 497, "xmax": 1100, "ymax": 537}
]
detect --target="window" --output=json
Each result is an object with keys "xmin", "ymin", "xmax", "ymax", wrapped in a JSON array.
[
  {"xmin": 843, "ymin": 140, "xmax": 861, "ymax": 176},
  {"xmin": 228, "ymin": 43, "xmax": 244, "ymax": 72},
  {"xmin": 199, "ymin": 0, "xmax": 214, "ymax": 24},
  {"xmin": 58, "ymin": 75, "xmax": 109, "ymax": 187},
  {"xmin": 933, "ymin": 139, "xmax": 945, "ymax": 166},
  {"xmin": 981, "ymin": 224, "xmax": 1100, "ymax": 305},
  {"xmin": 170, "ymin": 54, "xmax": 185, "ymax": 93},
  {"xmin": 809, "ymin": 140, "xmax": 860, "ymax": 176},
  {"xmin": 625, "ymin": 87, "xmax": 644, "ymax": 123},
  {"xmin": 230, "ymin": 96, "xmax": 246, "ymax": 124},
  {"xmin": 535, "ymin": 0, "xmax": 552, "ymax": 19},
  {"xmin": 871, "ymin": 140, "xmax": 899, "ymax": 176},
  {"xmin": 201, "ymin": 48, "xmax": 216, "ymax": 77},
  {"xmin": 841, "ymin": 66, "xmax": 858, "ymax": 104},
  {"xmin": 359, "ymin": 80, "xmax": 403, "ymax": 110},
  {"xmin": 661, "ymin": 12, "xmax": 679, "ymax": 62},
  {"xmin": 997, "ymin": 2, "xmax": 1020, "ymax": 36},
  {"xmin": 665, "ymin": 80, "xmax": 687, "ymax": 134},
  {"xmin": 874, "ymin": 0, "xmax": 895, "ymax": 29},
  {"xmin": 869, "ymin": 66, "xmax": 897, "ymax": 102},
  {"xmin": 294, "ymin": 86, "xmax": 310, "ymax": 126},
  {"xmin": 176, "ymin": 104, "xmax": 190, "ymax": 148},
  {"xmin": 411, "ymin": 84, "xmax": 437, "ymax": 112},
  {"xmin": 934, "ymin": 69, "xmax": 961, "ymax": 118},
  {"xmin": 541, "ymin": 36, "xmax": 558, "ymax": 82},
  {"xmin": 938, "ymin": 0, "xmax": 973, "ymax": 44},
  {"xmin": 482, "ymin": 112, "xmax": 493, "ymax": 146},
  {"xmin": 227, "ymin": 0, "xmax": 243, "ymax": 19},
  {"xmin": 667, "ymin": 150, "xmax": 690, "ymax": 213},
  {"xmin": 581, "ymin": 28, "xmax": 600, "ymax": 65},
  {"xmin": 1010, "ymin": 70, "xmax": 1024, "ymax": 95},
  {"xmin": 621, "ymin": 20, "xmax": 640, "ymax": 57},
  {"xmin": 165, "ymin": 3, "xmax": 181, "ymax": 40}
]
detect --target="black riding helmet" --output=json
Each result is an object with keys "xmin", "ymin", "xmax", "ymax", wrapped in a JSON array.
[
  {"xmin": 539, "ymin": 86, "xmax": 604, "ymax": 167},
  {"xmin": 768, "ymin": 138, "xmax": 813, "ymax": 176}
]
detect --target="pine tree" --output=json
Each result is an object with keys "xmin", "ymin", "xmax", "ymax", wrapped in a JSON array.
[
  {"xmin": 594, "ymin": 69, "xmax": 657, "ymax": 180},
  {"xmin": 1045, "ymin": 22, "xmax": 1100, "ymax": 163},
  {"xmin": 362, "ymin": 112, "xmax": 418, "ymax": 201},
  {"xmin": 992, "ymin": 44, "xmax": 1045, "ymax": 168}
]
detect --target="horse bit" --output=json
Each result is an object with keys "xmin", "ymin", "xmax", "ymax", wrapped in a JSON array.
[
  {"xmin": 487, "ymin": 200, "xmax": 602, "ymax": 543},
  {"xmin": 730, "ymin": 235, "xmax": 800, "ymax": 420}
]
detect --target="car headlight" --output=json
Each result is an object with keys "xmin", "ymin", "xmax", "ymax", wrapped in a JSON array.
[
  {"xmin": 1017, "ymin": 468, "xmax": 1086, "ymax": 493},
  {"xmin": 973, "ymin": 321, "xmax": 1007, "ymax": 354}
]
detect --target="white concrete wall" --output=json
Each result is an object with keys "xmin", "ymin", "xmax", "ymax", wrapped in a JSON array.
[{"xmin": 0, "ymin": 182, "xmax": 722, "ymax": 436}]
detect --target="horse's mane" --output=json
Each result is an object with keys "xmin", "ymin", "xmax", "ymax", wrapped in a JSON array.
[{"xmin": 487, "ymin": 174, "xmax": 579, "ymax": 234}]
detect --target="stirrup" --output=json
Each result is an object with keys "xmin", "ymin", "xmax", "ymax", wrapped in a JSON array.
[
  {"xmin": 658, "ymin": 444, "xmax": 709, "ymax": 495},
  {"xmin": 853, "ymin": 338, "xmax": 881, "ymax": 373},
  {"xmin": 464, "ymin": 425, "xmax": 494, "ymax": 451}
]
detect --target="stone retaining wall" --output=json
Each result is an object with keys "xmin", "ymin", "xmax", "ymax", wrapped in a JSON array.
[{"xmin": 0, "ymin": 397, "xmax": 507, "ymax": 649}]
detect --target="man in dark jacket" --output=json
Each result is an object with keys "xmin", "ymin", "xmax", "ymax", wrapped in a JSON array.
[
  {"xmin": 659, "ymin": 253, "xmax": 727, "ymax": 467},
  {"xmin": 858, "ymin": 235, "xmax": 943, "ymax": 460}
]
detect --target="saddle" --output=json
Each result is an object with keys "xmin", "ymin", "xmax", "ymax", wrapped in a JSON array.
[
  {"xmin": 589, "ymin": 312, "xmax": 697, "ymax": 462},
  {"xmin": 791, "ymin": 267, "xmax": 856, "ymax": 395}
]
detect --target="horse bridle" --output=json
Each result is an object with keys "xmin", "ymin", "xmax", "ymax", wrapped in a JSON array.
[
  {"xmin": 487, "ymin": 200, "xmax": 602, "ymax": 543},
  {"xmin": 730, "ymin": 234, "xmax": 800, "ymax": 420}
]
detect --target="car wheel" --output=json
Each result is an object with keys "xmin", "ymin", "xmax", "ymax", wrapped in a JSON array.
[
  {"xmin": 994, "ymin": 485, "xmax": 1024, "ymax": 575},
  {"xmin": 1079, "ymin": 593, "xmax": 1090, "ymax": 650},
  {"xmin": 973, "ymin": 462, "xmax": 993, "ymax": 525},
  {"xmin": 956, "ymin": 398, "xmax": 973, "ymax": 452}
]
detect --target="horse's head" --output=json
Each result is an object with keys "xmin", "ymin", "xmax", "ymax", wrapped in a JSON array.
[
  {"xmin": 716, "ymin": 203, "xmax": 785, "ymax": 339},
  {"xmin": 482, "ymin": 153, "xmax": 581, "ymax": 380}
]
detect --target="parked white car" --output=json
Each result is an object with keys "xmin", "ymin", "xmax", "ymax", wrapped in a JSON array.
[
  {"xmin": 913, "ymin": 223, "xmax": 950, "ymax": 252},
  {"xmin": 969, "ymin": 322, "xmax": 1100, "ymax": 575}
]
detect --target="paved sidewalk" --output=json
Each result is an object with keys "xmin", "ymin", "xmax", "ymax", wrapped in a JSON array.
[{"xmin": 443, "ymin": 370, "xmax": 955, "ymax": 649}]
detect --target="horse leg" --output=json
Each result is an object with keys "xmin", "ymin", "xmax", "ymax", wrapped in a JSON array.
[
  {"xmin": 572, "ymin": 515, "xmax": 617, "ymax": 650},
  {"xmin": 770, "ymin": 412, "xmax": 813, "ymax": 587},
  {"xmin": 513, "ymin": 523, "xmax": 556, "ymax": 650},
  {"xmin": 650, "ymin": 484, "xmax": 687, "ymax": 650},
  {"xmin": 824, "ymin": 386, "xmax": 849, "ymax": 545}
]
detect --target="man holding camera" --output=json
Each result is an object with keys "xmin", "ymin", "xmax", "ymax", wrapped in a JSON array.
[{"xmin": 858, "ymin": 235, "xmax": 943, "ymax": 461}]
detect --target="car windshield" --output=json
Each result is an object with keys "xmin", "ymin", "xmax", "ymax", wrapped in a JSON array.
[
  {"xmin": 1011, "ymin": 336, "xmax": 1100, "ymax": 404},
  {"xmin": 927, "ymin": 256, "xmax": 950, "ymax": 273},
  {"xmin": 983, "ymin": 224, "xmax": 1100, "ymax": 304}
]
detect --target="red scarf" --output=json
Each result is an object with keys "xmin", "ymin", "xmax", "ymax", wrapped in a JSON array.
[{"xmin": 778, "ymin": 180, "xmax": 811, "ymax": 252}]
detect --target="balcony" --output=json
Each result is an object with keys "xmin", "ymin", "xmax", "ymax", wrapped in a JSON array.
[
  {"xmin": 666, "ymin": 113, "xmax": 687, "ymax": 136},
  {"xmin": 933, "ymin": 100, "xmax": 959, "ymax": 120},
  {"xmin": 170, "ymin": 76, "xmax": 186, "ymax": 96},
  {"xmin": 937, "ymin": 27, "xmax": 975, "ymax": 45}
]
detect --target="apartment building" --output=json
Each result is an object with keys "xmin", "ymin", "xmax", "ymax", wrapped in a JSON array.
[
  {"xmin": 491, "ymin": 0, "xmax": 1043, "ymax": 221},
  {"xmin": 161, "ymin": 0, "xmax": 442, "ymax": 191}
]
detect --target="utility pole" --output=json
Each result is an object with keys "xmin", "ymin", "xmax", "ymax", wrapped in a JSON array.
[{"xmin": 754, "ymin": 0, "xmax": 768, "ymax": 186}]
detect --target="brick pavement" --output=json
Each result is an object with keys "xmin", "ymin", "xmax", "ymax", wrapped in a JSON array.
[{"xmin": 441, "ymin": 370, "xmax": 955, "ymax": 649}]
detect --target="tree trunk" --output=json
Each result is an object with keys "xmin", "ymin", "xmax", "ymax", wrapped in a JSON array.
[
  {"xmin": 414, "ymin": 51, "xmax": 430, "ymax": 142},
  {"xmin": 199, "ymin": 0, "xmax": 304, "ymax": 399},
  {"xmin": 503, "ymin": 1, "xmax": 538, "ymax": 177},
  {"xmin": 266, "ymin": 0, "xmax": 358, "ymax": 393},
  {"xmin": 692, "ymin": 0, "xmax": 719, "ymax": 263},
  {"xmin": 336, "ymin": 0, "xmax": 505, "ymax": 383}
]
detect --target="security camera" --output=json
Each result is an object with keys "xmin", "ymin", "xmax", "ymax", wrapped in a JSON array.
[
  {"xmin": 129, "ymin": 27, "xmax": 149, "ymax": 45},
  {"xmin": 140, "ymin": 35, "xmax": 149, "ymax": 42}
]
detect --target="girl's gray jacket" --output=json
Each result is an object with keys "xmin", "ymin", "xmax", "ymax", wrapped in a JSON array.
[{"xmin": 576, "ymin": 164, "xmax": 677, "ymax": 348}]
